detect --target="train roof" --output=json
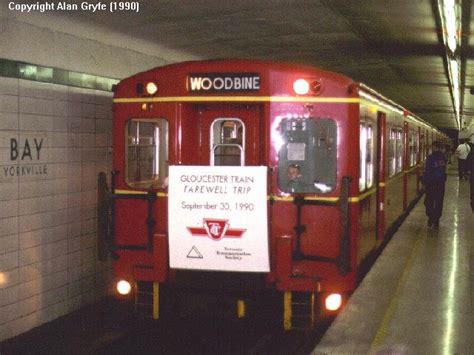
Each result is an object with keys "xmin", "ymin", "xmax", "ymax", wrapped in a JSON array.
[{"xmin": 113, "ymin": 59, "xmax": 445, "ymax": 135}]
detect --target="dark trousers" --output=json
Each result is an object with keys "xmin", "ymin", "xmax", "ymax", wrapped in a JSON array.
[
  {"xmin": 424, "ymin": 182, "xmax": 445, "ymax": 222},
  {"xmin": 458, "ymin": 158, "xmax": 469, "ymax": 178},
  {"xmin": 471, "ymin": 174, "xmax": 474, "ymax": 210}
]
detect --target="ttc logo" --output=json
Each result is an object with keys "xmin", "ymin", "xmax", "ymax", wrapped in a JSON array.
[{"xmin": 187, "ymin": 218, "xmax": 246, "ymax": 241}]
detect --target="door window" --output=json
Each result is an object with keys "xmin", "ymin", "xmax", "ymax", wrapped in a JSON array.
[{"xmin": 210, "ymin": 118, "xmax": 245, "ymax": 166}]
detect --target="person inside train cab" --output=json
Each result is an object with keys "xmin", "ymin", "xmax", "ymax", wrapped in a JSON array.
[
  {"xmin": 287, "ymin": 164, "xmax": 305, "ymax": 193},
  {"xmin": 287, "ymin": 164, "xmax": 304, "ymax": 192},
  {"xmin": 421, "ymin": 140, "xmax": 447, "ymax": 228}
]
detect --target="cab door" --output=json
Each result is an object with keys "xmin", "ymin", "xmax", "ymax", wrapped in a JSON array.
[{"xmin": 197, "ymin": 104, "xmax": 261, "ymax": 166}]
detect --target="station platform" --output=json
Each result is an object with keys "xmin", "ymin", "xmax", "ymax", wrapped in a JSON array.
[{"xmin": 314, "ymin": 172, "xmax": 474, "ymax": 354}]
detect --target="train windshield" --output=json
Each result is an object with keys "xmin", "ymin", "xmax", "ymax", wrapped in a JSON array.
[
  {"xmin": 277, "ymin": 117, "xmax": 337, "ymax": 193},
  {"xmin": 125, "ymin": 119, "xmax": 169, "ymax": 188}
]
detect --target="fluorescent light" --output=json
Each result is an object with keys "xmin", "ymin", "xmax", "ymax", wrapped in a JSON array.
[
  {"xmin": 448, "ymin": 58, "xmax": 461, "ymax": 128},
  {"xmin": 437, "ymin": 0, "xmax": 462, "ymax": 129},
  {"xmin": 449, "ymin": 59, "xmax": 460, "ymax": 106},
  {"xmin": 440, "ymin": 0, "xmax": 460, "ymax": 55}
]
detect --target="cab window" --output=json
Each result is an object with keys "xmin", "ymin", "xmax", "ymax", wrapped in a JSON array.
[
  {"xmin": 126, "ymin": 119, "xmax": 168, "ymax": 188},
  {"xmin": 277, "ymin": 117, "xmax": 337, "ymax": 193}
]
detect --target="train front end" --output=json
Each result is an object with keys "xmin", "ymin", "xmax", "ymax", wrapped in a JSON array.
[{"xmin": 100, "ymin": 60, "xmax": 359, "ymax": 328}]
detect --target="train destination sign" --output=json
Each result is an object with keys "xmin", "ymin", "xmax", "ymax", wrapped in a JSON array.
[
  {"xmin": 168, "ymin": 165, "xmax": 269, "ymax": 272},
  {"xmin": 187, "ymin": 73, "xmax": 261, "ymax": 92}
]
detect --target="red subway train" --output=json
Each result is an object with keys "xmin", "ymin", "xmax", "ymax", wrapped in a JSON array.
[{"xmin": 98, "ymin": 59, "xmax": 447, "ymax": 329}]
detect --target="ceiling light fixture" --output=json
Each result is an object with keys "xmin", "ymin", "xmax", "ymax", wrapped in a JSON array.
[
  {"xmin": 443, "ymin": 0, "xmax": 459, "ymax": 54},
  {"xmin": 437, "ymin": 0, "xmax": 462, "ymax": 130}
]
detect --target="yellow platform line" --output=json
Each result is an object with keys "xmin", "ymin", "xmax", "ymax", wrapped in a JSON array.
[{"xmin": 370, "ymin": 227, "xmax": 426, "ymax": 350}]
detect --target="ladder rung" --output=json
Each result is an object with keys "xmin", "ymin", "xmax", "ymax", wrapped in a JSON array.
[
  {"xmin": 136, "ymin": 290, "xmax": 153, "ymax": 295},
  {"xmin": 135, "ymin": 302, "xmax": 153, "ymax": 306},
  {"xmin": 292, "ymin": 302, "xmax": 312, "ymax": 306}
]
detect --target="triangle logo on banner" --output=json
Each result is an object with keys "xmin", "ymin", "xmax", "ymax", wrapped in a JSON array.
[{"xmin": 187, "ymin": 246, "xmax": 203, "ymax": 259}]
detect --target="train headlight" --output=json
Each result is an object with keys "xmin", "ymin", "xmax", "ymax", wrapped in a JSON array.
[
  {"xmin": 325, "ymin": 293, "xmax": 342, "ymax": 311},
  {"xmin": 116, "ymin": 280, "xmax": 132, "ymax": 295},
  {"xmin": 146, "ymin": 82, "xmax": 158, "ymax": 95},
  {"xmin": 293, "ymin": 79, "xmax": 310, "ymax": 95}
]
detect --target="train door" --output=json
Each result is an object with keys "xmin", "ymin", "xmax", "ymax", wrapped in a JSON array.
[
  {"xmin": 197, "ymin": 104, "xmax": 261, "ymax": 166},
  {"xmin": 168, "ymin": 103, "xmax": 268, "ymax": 275}
]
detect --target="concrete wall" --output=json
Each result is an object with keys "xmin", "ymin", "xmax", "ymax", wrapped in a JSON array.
[
  {"xmin": 1, "ymin": 11, "xmax": 198, "ymax": 78},
  {"xmin": 0, "ymin": 11, "xmax": 197, "ymax": 341}
]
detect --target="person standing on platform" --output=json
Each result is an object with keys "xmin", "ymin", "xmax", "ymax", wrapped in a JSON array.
[
  {"xmin": 455, "ymin": 139, "xmax": 471, "ymax": 179},
  {"xmin": 467, "ymin": 139, "xmax": 473, "ymax": 179},
  {"xmin": 422, "ymin": 140, "xmax": 447, "ymax": 228},
  {"xmin": 468, "ymin": 141, "xmax": 474, "ymax": 211},
  {"xmin": 445, "ymin": 143, "xmax": 452, "ymax": 164}
]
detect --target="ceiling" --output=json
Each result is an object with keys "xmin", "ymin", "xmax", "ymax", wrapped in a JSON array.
[{"xmin": 61, "ymin": 0, "xmax": 474, "ymax": 133}]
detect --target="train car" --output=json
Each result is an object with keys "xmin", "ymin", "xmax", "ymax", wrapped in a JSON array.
[{"xmin": 98, "ymin": 59, "xmax": 446, "ymax": 329}]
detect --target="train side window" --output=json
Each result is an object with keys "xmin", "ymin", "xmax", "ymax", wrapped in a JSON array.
[
  {"xmin": 277, "ymin": 117, "xmax": 337, "ymax": 193},
  {"xmin": 396, "ymin": 129, "xmax": 403, "ymax": 173},
  {"xmin": 388, "ymin": 129, "xmax": 395, "ymax": 177},
  {"xmin": 388, "ymin": 127, "xmax": 402, "ymax": 177},
  {"xmin": 211, "ymin": 118, "xmax": 245, "ymax": 166},
  {"xmin": 126, "ymin": 119, "xmax": 169, "ymax": 188},
  {"xmin": 409, "ymin": 130, "xmax": 417, "ymax": 167},
  {"xmin": 359, "ymin": 123, "xmax": 374, "ymax": 191}
]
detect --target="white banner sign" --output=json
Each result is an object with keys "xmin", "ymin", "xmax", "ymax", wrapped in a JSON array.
[{"xmin": 168, "ymin": 165, "xmax": 269, "ymax": 272}]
